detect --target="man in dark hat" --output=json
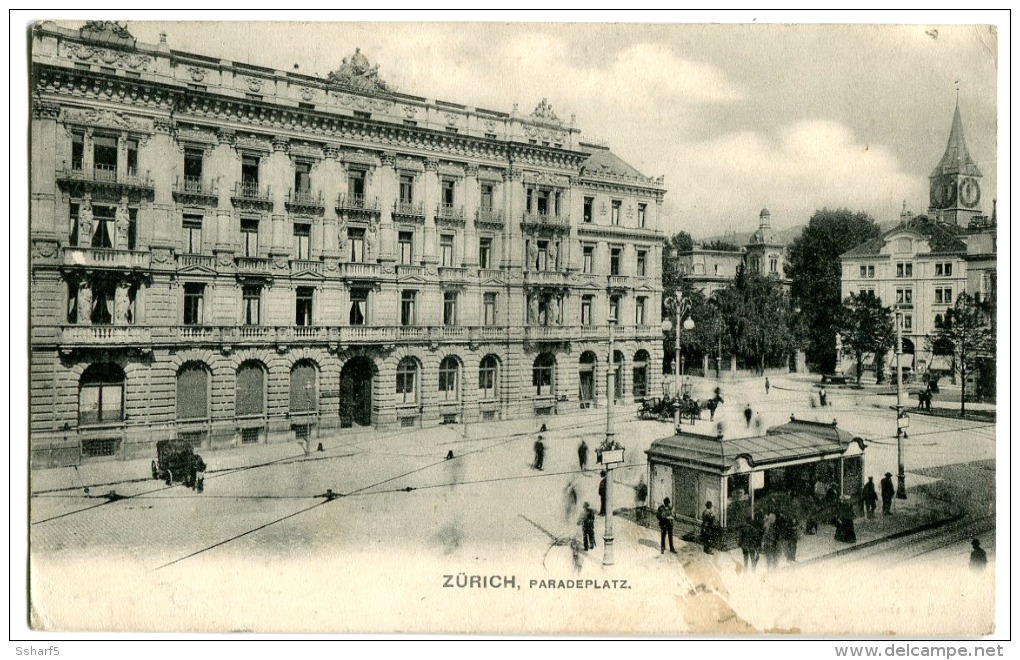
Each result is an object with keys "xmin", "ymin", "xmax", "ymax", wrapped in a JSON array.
[
  {"xmin": 577, "ymin": 439, "xmax": 589, "ymax": 471},
  {"xmin": 880, "ymin": 472, "xmax": 895, "ymax": 515},
  {"xmin": 656, "ymin": 497, "xmax": 677, "ymax": 554},
  {"xmin": 744, "ymin": 404, "xmax": 753, "ymax": 428},
  {"xmin": 969, "ymin": 539, "xmax": 987, "ymax": 572},
  {"xmin": 862, "ymin": 476, "xmax": 879, "ymax": 518},
  {"xmin": 533, "ymin": 435, "xmax": 545, "ymax": 471},
  {"xmin": 579, "ymin": 502, "xmax": 597, "ymax": 551},
  {"xmin": 700, "ymin": 501, "xmax": 717, "ymax": 554}
]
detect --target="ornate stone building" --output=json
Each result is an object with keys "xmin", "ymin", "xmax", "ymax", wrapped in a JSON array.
[{"xmin": 29, "ymin": 22, "xmax": 666, "ymax": 467}]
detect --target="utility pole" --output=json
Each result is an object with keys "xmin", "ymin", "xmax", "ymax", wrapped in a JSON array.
[
  {"xmin": 895, "ymin": 309, "xmax": 907, "ymax": 499},
  {"xmin": 603, "ymin": 318, "xmax": 616, "ymax": 566}
]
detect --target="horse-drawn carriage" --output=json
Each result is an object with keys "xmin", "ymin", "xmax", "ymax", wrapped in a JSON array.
[
  {"xmin": 638, "ymin": 391, "xmax": 724, "ymax": 424},
  {"xmin": 152, "ymin": 439, "xmax": 206, "ymax": 491}
]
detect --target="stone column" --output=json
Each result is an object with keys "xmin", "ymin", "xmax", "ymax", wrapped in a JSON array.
[
  {"xmin": 377, "ymin": 152, "xmax": 397, "ymax": 263},
  {"xmin": 319, "ymin": 146, "xmax": 342, "ymax": 262},
  {"xmin": 422, "ymin": 158, "xmax": 440, "ymax": 265},
  {"xmin": 462, "ymin": 165, "xmax": 479, "ymax": 267},
  {"xmin": 30, "ymin": 101, "xmax": 61, "ymax": 243},
  {"xmin": 505, "ymin": 168, "xmax": 524, "ymax": 267},
  {"xmin": 267, "ymin": 138, "xmax": 292, "ymax": 266},
  {"xmin": 145, "ymin": 120, "xmax": 178, "ymax": 257},
  {"xmin": 213, "ymin": 129, "xmax": 237, "ymax": 211}
]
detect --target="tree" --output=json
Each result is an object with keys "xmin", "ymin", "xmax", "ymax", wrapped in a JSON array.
[
  {"xmin": 702, "ymin": 239, "xmax": 741, "ymax": 252},
  {"xmin": 786, "ymin": 209, "xmax": 882, "ymax": 372},
  {"xmin": 926, "ymin": 293, "xmax": 994, "ymax": 416},
  {"xmin": 837, "ymin": 292, "xmax": 895, "ymax": 385},
  {"xmin": 713, "ymin": 266, "xmax": 796, "ymax": 371}
]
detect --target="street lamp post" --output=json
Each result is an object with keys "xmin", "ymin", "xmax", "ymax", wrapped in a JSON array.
[
  {"xmin": 603, "ymin": 317, "xmax": 616, "ymax": 566},
  {"xmin": 663, "ymin": 291, "xmax": 693, "ymax": 431},
  {"xmin": 895, "ymin": 309, "xmax": 907, "ymax": 499}
]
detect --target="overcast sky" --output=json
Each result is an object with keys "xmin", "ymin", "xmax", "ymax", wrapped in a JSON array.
[{"xmin": 52, "ymin": 16, "xmax": 999, "ymax": 239}]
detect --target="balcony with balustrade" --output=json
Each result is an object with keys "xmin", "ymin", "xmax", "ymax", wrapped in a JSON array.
[
  {"xmin": 176, "ymin": 253, "xmax": 217, "ymax": 270},
  {"xmin": 523, "ymin": 269, "xmax": 570, "ymax": 287},
  {"xmin": 436, "ymin": 203, "xmax": 465, "ymax": 226},
  {"xmin": 61, "ymin": 325, "xmax": 152, "ymax": 347},
  {"xmin": 235, "ymin": 256, "xmax": 273, "ymax": 275},
  {"xmin": 285, "ymin": 189, "xmax": 325, "ymax": 215},
  {"xmin": 521, "ymin": 211, "xmax": 570, "ymax": 232},
  {"xmin": 291, "ymin": 259, "xmax": 324, "ymax": 276},
  {"xmin": 336, "ymin": 194, "xmax": 381, "ymax": 216},
  {"xmin": 231, "ymin": 181, "xmax": 273, "ymax": 210},
  {"xmin": 438, "ymin": 266, "xmax": 468, "ymax": 283},
  {"xmin": 393, "ymin": 200, "xmax": 426, "ymax": 223},
  {"xmin": 340, "ymin": 262, "xmax": 382, "ymax": 280},
  {"xmin": 475, "ymin": 207, "xmax": 504, "ymax": 229},
  {"xmin": 172, "ymin": 176, "xmax": 218, "ymax": 206},
  {"xmin": 62, "ymin": 247, "xmax": 150, "ymax": 270},
  {"xmin": 56, "ymin": 163, "xmax": 154, "ymax": 198}
]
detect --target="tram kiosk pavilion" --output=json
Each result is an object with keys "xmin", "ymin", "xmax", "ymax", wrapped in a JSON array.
[{"xmin": 646, "ymin": 416, "xmax": 867, "ymax": 544}]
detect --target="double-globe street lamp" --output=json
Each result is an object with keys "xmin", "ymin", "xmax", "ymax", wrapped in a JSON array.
[{"xmin": 662, "ymin": 291, "xmax": 695, "ymax": 431}]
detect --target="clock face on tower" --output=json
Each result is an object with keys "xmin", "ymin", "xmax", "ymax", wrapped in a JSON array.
[
  {"xmin": 938, "ymin": 177, "xmax": 958, "ymax": 208},
  {"xmin": 960, "ymin": 177, "xmax": 981, "ymax": 208}
]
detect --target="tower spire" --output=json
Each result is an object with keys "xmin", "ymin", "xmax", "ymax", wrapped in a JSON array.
[{"xmin": 931, "ymin": 96, "xmax": 981, "ymax": 178}]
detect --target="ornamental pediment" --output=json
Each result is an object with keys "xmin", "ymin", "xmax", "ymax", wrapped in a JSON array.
[
  {"xmin": 397, "ymin": 274, "xmax": 429, "ymax": 284},
  {"xmin": 235, "ymin": 134, "xmax": 272, "ymax": 154},
  {"xmin": 176, "ymin": 264, "xmax": 217, "ymax": 276},
  {"xmin": 291, "ymin": 269, "xmax": 326, "ymax": 280},
  {"xmin": 62, "ymin": 107, "xmax": 149, "ymax": 132},
  {"xmin": 523, "ymin": 170, "xmax": 570, "ymax": 188}
]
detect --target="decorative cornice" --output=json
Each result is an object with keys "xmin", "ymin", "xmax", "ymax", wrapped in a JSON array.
[
  {"xmin": 187, "ymin": 66, "xmax": 206, "ymax": 82},
  {"xmin": 235, "ymin": 134, "xmax": 271, "ymax": 153},
  {"xmin": 424, "ymin": 158, "xmax": 440, "ymax": 172},
  {"xmin": 244, "ymin": 76, "xmax": 264, "ymax": 93},
  {"xmin": 380, "ymin": 151, "xmax": 396, "ymax": 167},
  {"xmin": 152, "ymin": 117, "xmax": 174, "ymax": 133},
  {"xmin": 289, "ymin": 142, "xmax": 322, "ymax": 160},
  {"xmin": 323, "ymin": 144, "xmax": 341, "ymax": 160},
  {"xmin": 32, "ymin": 100, "xmax": 61, "ymax": 120},
  {"xmin": 577, "ymin": 225, "xmax": 664, "ymax": 242},
  {"xmin": 62, "ymin": 107, "xmax": 150, "ymax": 132},
  {"xmin": 64, "ymin": 42, "xmax": 152, "ymax": 71},
  {"xmin": 299, "ymin": 86, "xmax": 315, "ymax": 102},
  {"xmin": 465, "ymin": 164, "xmax": 479, "ymax": 177},
  {"xmin": 217, "ymin": 128, "xmax": 236, "ymax": 145},
  {"xmin": 272, "ymin": 136, "xmax": 290, "ymax": 152}
]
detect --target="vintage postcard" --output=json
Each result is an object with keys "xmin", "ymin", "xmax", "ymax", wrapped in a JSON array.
[{"xmin": 21, "ymin": 16, "xmax": 1004, "ymax": 639}]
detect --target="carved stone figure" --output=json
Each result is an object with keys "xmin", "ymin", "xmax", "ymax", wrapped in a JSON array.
[
  {"xmin": 547, "ymin": 242, "xmax": 558, "ymax": 270},
  {"xmin": 115, "ymin": 282, "xmax": 131, "ymax": 324},
  {"xmin": 327, "ymin": 48, "xmax": 391, "ymax": 93},
  {"xmin": 77, "ymin": 282, "xmax": 92, "ymax": 325},
  {"xmin": 78, "ymin": 195, "xmax": 94, "ymax": 247},
  {"xmin": 366, "ymin": 223, "xmax": 377, "ymax": 259},
  {"xmin": 528, "ymin": 241, "xmax": 539, "ymax": 269},
  {"xmin": 529, "ymin": 295, "xmax": 540, "ymax": 324},
  {"xmin": 548, "ymin": 297, "xmax": 560, "ymax": 325},
  {"xmin": 115, "ymin": 199, "xmax": 130, "ymax": 249}
]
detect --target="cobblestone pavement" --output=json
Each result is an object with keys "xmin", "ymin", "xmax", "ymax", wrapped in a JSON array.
[{"xmin": 28, "ymin": 374, "xmax": 999, "ymax": 634}]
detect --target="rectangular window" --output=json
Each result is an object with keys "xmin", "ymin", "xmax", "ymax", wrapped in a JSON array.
[
  {"xmin": 127, "ymin": 208, "xmax": 137, "ymax": 250},
  {"xmin": 348, "ymin": 169, "xmax": 366, "ymax": 198},
  {"xmin": 442, "ymin": 178, "xmax": 456, "ymax": 206},
  {"xmin": 242, "ymin": 285, "xmax": 261, "ymax": 325},
  {"xmin": 349, "ymin": 289, "xmax": 368, "ymax": 326},
  {"xmin": 637, "ymin": 250, "xmax": 647, "ymax": 277},
  {"xmin": 294, "ymin": 161, "xmax": 312, "ymax": 194},
  {"xmin": 895, "ymin": 289, "xmax": 913, "ymax": 304},
  {"xmin": 399, "ymin": 174, "xmax": 414, "ymax": 204},
  {"xmin": 396, "ymin": 366, "xmax": 416, "ymax": 404},
  {"xmin": 478, "ymin": 237, "xmax": 492, "ymax": 269},
  {"xmin": 935, "ymin": 262, "xmax": 953, "ymax": 277},
  {"xmin": 638, "ymin": 203, "xmax": 647, "ymax": 228},
  {"xmin": 293, "ymin": 223, "xmax": 311, "ymax": 260},
  {"xmin": 610, "ymin": 247, "xmax": 622, "ymax": 276},
  {"xmin": 611, "ymin": 200, "xmax": 621, "ymax": 226},
  {"xmin": 79, "ymin": 383, "xmax": 123, "ymax": 425},
  {"xmin": 868, "ymin": 265, "xmax": 875, "ymax": 278},
  {"xmin": 480, "ymin": 184, "xmax": 494, "ymax": 211},
  {"xmin": 183, "ymin": 283, "xmax": 204, "ymax": 325},
  {"xmin": 581, "ymin": 296, "xmax": 593, "ymax": 325},
  {"xmin": 398, "ymin": 231, "xmax": 414, "ymax": 265},
  {"xmin": 903, "ymin": 314, "xmax": 913, "ymax": 331},
  {"xmin": 241, "ymin": 428, "xmax": 261, "ymax": 445},
  {"xmin": 401, "ymin": 290, "xmax": 417, "ymax": 326},
  {"xmin": 896, "ymin": 262, "xmax": 913, "ymax": 278},
  {"xmin": 90, "ymin": 206, "xmax": 115, "ymax": 248},
  {"xmin": 440, "ymin": 234, "xmax": 455, "ymax": 267},
  {"xmin": 479, "ymin": 360, "xmax": 497, "ymax": 400},
  {"xmin": 295, "ymin": 287, "xmax": 314, "ymax": 326},
  {"xmin": 443, "ymin": 291, "xmax": 457, "ymax": 326},
  {"xmin": 609, "ymin": 296, "xmax": 619, "ymax": 324},
  {"xmin": 583, "ymin": 246, "xmax": 594, "ymax": 274},
  {"xmin": 635, "ymin": 297, "xmax": 646, "ymax": 325},
  {"xmin": 92, "ymin": 135, "xmax": 118, "ymax": 175},
  {"xmin": 348, "ymin": 228, "xmax": 365, "ymax": 263},
  {"xmin": 71, "ymin": 130, "xmax": 85, "ymax": 170},
  {"xmin": 183, "ymin": 215, "xmax": 202, "ymax": 254},
  {"xmin": 483, "ymin": 293, "xmax": 497, "ymax": 325},
  {"xmin": 241, "ymin": 217, "xmax": 259, "ymax": 257},
  {"xmin": 126, "ymin": 139, "xmax": 138, "ymax": 176},
  {"xmin": 860, "ymin": 265, "xmax": 867, "ymax": 278},
  {"xmin": 583, "ymin": 197, "xmax": 594, "ymax": 223},
  {"xmin": 241, "ymin": 155, "xmax": 260, "ymax": 191}
]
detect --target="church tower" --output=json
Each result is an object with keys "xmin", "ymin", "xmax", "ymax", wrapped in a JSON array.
[{"xmin": 928, "ymin": 99, "xmax": 983, "ymax": 226}]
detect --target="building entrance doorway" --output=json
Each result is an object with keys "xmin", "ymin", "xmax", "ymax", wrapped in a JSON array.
[
  {"xmin": 340, "ymin": 356, "xmax": 374, "ymax": 428},
  {"xmin": 579, "ymin": 351, "xmax": 597, "ymax": 409}
]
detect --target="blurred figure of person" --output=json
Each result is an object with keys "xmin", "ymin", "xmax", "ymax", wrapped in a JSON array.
[
  {"xmin": 563, "ymin": 480, "xmax": 579, "ymax": 521},
  {"xmin": 635, "ymin": 477, "xmax": 649, "ymax": 524},
  {"xmin": 579, "ymin": 502, "xmax": 597, "ymax": 551},
  {"xmin": 765, "ymin": 377, "xmax": 771, "ymax": 395},
  {"xmin": 533, "ymin": 436, "xmax": 545, "ymax": 471},
  {"xmin": 762, "ymin": 512, "xmax": 779, "ymax": 569},
  {"xmin": 744, "ymin": 404, "xmax": 753, "ymax": 428},
  {"xmin": 738, "ymin": 516, "xmax": 762, "ymax": 572},
  {"xmin": 753, "ymin": 414, "xmax": 764, "ymax": 436},
  {"xmin": 598, "ymin": 470, "xmax": 607, "ymax": 516},
  {"xmin": 969, "ymin": 539, "xmax": 987, "ymax": 572},
  {"xmin": 834, "ymin": 501, "xmax": 857, "ymax": 543},
  {"xmin": 862, "ymin": 476, "xmax": 879, "ymax": 518},
  {"xmin": 577, "ymin": 439, "xmax": 589, "ymax": 471},
  {"xmin": 779, "ymin": 513, "xmax": 800, "ymax": 562},
  {"xmin": 819, "ymin": 386, "xmax": 827, "ymax": 407},
  {"xmin": 700, "ymin": 501, "xmax": 716, "ymax": 554},
  {"xmin": 656, "ymin": 498, "xmax": 677, "ymax": 554},
  {"xmin": 881, "ymin": 472, "xmax": 895, "ymax": 515}
]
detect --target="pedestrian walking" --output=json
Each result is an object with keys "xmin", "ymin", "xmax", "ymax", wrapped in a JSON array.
[
  {"xmin": 598, "ymin": 471, "xmax": 607, "ymax": 516},
  {"xmin": 880, "ymin": 472, "xmax": 895, "ymax": 515},
  {"xmin": 753, "ymin": 414, "xmax": 764, "ymax": 436},
  {"xmin": 765, "ymin": 377, "xmax": 771, "ymax": 395},
  {"xmin": 635, "ymin": 477, "xmax": 649, "ymax": 524},
  {"xmin": 563, "ymin": 480, "xmax": 579, "ymax": 521},
  {"xmin": 700, "ymin": 501, "xmax": 717, "ymax": 554},
  {"xmin": 577, "ymin": 440, "xmax": 589, "ymax": 471},
  {"xmin": 656, "ymin": 498, "xmax": 677, "ymax": 554},
  {"xmin": 819, "ymin": 386, "xmax": 827, "ymax": 407},
  {"xmin": 762, "ymin": 512, "xmax": 779, "ymax": 569},
  {"xmin": 969, "ymin": 539, "xmax": 987, "ymax": 572},
  {"xmin": 533, "ymin": 436, "xmax": 545, "ymax": 470},
  {"xmin": 579, "ymin": 502, "xmax": 597, "ymax": 551},
  {"xmin": 744, "ymin": 404, "xmax": 753, "ymax": 428},
  {"xmin": 862, "ymin": 476, "xmax": 879, "ymax": 518},
  {"xmin": 738, "ymin": 517, "xmax": 762, "ymax": 572}
]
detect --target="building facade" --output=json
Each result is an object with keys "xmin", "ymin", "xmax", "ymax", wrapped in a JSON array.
[
  {"xmin": 29, "ymin": 22, "xmax": 666, "ymax": 467},
  {"xmin": 839, "ymin": 100, "xmax": 995, "ymax": 378},
  {"xmin": 676, "ymin": 208, "xmax": 790, "ymax": 296}
]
